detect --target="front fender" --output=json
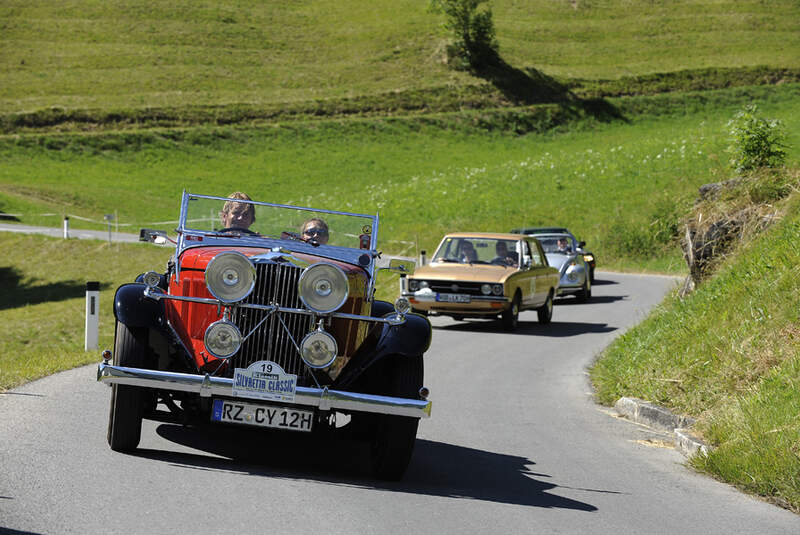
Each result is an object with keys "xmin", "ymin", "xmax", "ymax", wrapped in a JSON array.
[
  {"xmin": 333, "ymin": 310, "xmax": 432, "ymax": 389},
  {"xmin": 114, "ymin": 283, "xmax": 166, "ymax": 330}
]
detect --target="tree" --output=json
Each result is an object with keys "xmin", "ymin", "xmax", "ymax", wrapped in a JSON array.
[{"xmin": 429, "ymin": 0, "xmax": 499, "ymax": 69}]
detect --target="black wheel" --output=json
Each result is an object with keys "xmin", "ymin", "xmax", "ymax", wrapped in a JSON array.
[
  {"xmin": 501, "ymin": 293, "xmax": 520, "ymax": 331},
  {"xmin": 589, "ymin": 265, "xmax": 596, "ymax": 283},
  {"xmin": 537, "ymin": 291, "xmax": 553, "ymax": 324},
  {"xmin": 107, "ymin": 322, "xmax": 147, "ymax": 452},
  {"xmin": 371, "ymin": 355, "xmax": 423, "ymax": 481},
  {"xmin": 576, "ymin": 276, "xmax": 592, "ymax": 303}
]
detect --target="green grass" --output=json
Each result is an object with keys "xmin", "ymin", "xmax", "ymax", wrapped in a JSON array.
[
  {"xmin": 591, "ymin": 185, "xmax": 800, "ymax": 512},
  {"xmin": 0, "ymin": 234, "xmax": 171, "ymax": 391},
  {"xmin": 2, "ymin": 84, "xmax": 799, "ymax": 275},
  {"xmin": 2, "ymin": 1, "xmax": 798, "ymax": 114}
]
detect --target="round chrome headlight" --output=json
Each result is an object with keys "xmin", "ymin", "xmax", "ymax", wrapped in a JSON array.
[
  {"xmin": 481, "ymin": 283, "xmax": 492, "ymax": 295},
  {"xmin": 204, "ymin": 320, "xmax": 242, "ymax": 359},
  {"xmin": 408, "ymin": 279, "xmax": 420, "ymax": 292},
  {"xmin": 300, "ymin": 330, "xmax": 338, "ymax": 369},
  {"xmin": 205, "ymin": 251, "xmax": 256, "ymax": 303},
  {"xmin": 492, "ymin": 284, "xmax": 503, "ymax": 295},
  {"xmin": 298, "ymin": 263, "xmax": 349, "ymax": 314}
]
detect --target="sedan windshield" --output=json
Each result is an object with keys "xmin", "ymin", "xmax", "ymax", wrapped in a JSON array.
[{"xmin": 432, "ymin": 237, "xmax": 520, "ymax": 266}]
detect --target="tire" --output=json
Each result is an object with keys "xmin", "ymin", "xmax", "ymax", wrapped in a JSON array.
[
  {"xmin": 576, "ymin": 276, "xmax": 592, "ymax": 303},
  {"xmin": 537, "ymin": 291, "xmax": 554, "ymax": 324},
  {"xmin": 589, "ymin": 266, "xmax": 596, "ymax": 283},
  {"xmin": 107, "ymin": 322, "xmax": 148, "ymax": 452},
  {"xmin": 371, "ymin": 355, "xmax": 423, "ymax": 481},
  {"xmin": 501, "ymin": 293, "xmax": 520, "ymax": 331}
]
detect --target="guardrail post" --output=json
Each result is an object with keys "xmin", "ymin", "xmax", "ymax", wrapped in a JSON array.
[
  {"xmin": 63, "ymin": 216, "xmax": 70, "ymax": 239},
  {"xmin": 419, "ymin": 249, "xmax": 427, "ymax": 266},
  {"xmin": 85, "ymin": 281, "xmax": 100, "ymax": 351}
]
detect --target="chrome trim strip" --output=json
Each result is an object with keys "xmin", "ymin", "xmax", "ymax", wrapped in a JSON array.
[
  {"xmin": 97, "ymin": 363, "xmax": 431, "ymax": 418},
  {"xmin": 402, "ymin": 292, "xmax": 509, "ymax": 303}
]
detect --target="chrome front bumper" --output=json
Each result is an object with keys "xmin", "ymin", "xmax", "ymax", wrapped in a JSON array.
[{"xmin": 97, "ymin": 362, "xmax": 431, "ymax": 419}]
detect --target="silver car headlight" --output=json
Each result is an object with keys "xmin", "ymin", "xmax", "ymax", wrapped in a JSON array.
[
  {"xmin": 204, "ymin": 320, "xmax": 242, "ymax": 359},
  {"xmin": 409, "ymin": 279, "xmax": 420, "ymax": 292},
  {"xmin": 298, "ymin": 263, "xmax": 349, "ymax": 314},
  {"xmin": 205, "ymin": 251, "xmax": 256, "ymax": 303},
  {"xmin": 492, "ymin": 284, "xmax": 503, "ymax": 295},
  {"xmin": 481, "ymin": 283, "xmax": 492, "ymax": 295},
  {"xmin": 300, "ymin": 329, "xmax": 338, "ymax": 369}
]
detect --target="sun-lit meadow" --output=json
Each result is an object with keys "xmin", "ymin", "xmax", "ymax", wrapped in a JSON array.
[
  {"xmin": 2, "ymin": 1, "xmax": 798, "ymax": 113},
  {"xmin": 3, "ymin": 85, "xmax": 799, "ymax": 273}
]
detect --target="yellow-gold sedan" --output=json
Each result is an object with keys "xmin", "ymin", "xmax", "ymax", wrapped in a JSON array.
[{"xmin": 402, "ymin": 232, "xmax": 559, "ymax": 330}]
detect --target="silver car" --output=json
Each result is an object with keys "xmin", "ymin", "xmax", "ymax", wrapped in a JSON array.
[{"xmin": 529, "ymin": 233, "xmax": 591, "ymax": 302}]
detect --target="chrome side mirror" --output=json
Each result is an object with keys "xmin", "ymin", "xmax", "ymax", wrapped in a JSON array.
[
  {"xmin": 384, "ymin": 258, "xmax": 416, "ymax": 275},
  {"xmin": 139, "ymin": 228, "xmax": 175, "ymax": 245}
]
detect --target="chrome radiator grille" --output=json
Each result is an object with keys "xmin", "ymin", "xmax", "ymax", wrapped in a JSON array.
[{"xmin": 228, "ymin": 262, "xmax": 314, "ymax": 381}]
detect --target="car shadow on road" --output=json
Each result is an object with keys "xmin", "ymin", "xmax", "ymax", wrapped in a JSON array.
[
  {"xmin": 140, "ymin": 425, "xmax": 605, "ymax": 511},
  {"xmin": 435, "ymin": 319, "xmax": 617, "ymax": 337},
  {"xmin": 556, "ymin": 294, "xmax": 627, "ymax": 305}
]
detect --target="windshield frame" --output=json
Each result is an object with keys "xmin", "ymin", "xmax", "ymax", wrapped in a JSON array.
[{"xmin": 173, "ymin": 191, "xmax": 380, "ymax": 294}]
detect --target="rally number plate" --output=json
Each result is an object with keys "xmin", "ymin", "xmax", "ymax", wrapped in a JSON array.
[
  {"xmin": 436, "ymin": 293, "xmax": 470, "ymax": 303},
  {"xmin": 211, "ymin": 399, "xmax": 313, "ymax": 432}
]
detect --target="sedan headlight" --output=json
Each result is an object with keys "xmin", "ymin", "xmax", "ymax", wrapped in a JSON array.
[
  {"xmin": 492, "ymin": 284, "xmax": 503, "ymax": 295},
  {"xmin": 204, "ymin": 320, "xmax": 242, "ymax": 359},
  {"xmin": 481, "ymin": 283, "xmax": 492, "ymax": 295},
  {"xmin": 205, "ymin": 251, "xmax": 256, "ymax": 303},
  {"xmin": 298, "ymin": 263, "xmax": 349, "ymax": 314},
  {"xmin": 409, "ymin": 279, "xmax": 420, "ymax": 292}
]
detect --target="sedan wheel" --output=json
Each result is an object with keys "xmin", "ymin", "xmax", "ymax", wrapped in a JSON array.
[
  {"xmin": 537, "ymin": 292, "xmax": 553, "ymax": 324},
  {"xmin": 501, "ymin": 294, "xmax": 520, "ymax": 331}
]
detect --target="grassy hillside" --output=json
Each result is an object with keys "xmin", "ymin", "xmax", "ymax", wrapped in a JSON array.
[
  {"xmin": 1, "ymin": 0, "xmax": 798, "ymax": 115},
  {"xmin": 591, "ymin": 173, "xmax": 800, "ymax": 512}
]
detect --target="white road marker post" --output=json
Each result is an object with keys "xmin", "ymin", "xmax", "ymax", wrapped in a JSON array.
[
  {"xmin": 63, "ymin": 216, "xmax": 70, "ymax": 239},
  {"xmin": 85, "ymin": 281, "xmax": 100, "ymax": 351}
]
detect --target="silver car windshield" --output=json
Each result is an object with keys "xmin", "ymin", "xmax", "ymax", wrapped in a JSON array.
[
  {"xmin": 537, "ymin": 235, "xmax": 576, "ymax": 254},
  {"xmin": 180, "ymin": 193, "xmax": 377, "ymax": 251}
]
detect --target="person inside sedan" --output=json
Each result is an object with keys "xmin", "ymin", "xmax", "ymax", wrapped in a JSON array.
[
  {"xmin": 459, "ymin": 240, "xmax": 478, "ymax": 263},
  {"xmin": 556, "ymin": 237, "xmax": 572, "ymax": 254},
  {"xmin": 492, "ymin": 240, "xmax": 518, "ymax": 267},
  {"xmin": 220, "ymin": 192, "xmax": 255, "ymax": 231}
]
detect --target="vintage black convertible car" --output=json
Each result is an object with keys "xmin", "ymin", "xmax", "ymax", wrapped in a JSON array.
[{"xmin": 97, "ymin": 192, "xmax": 431, "ymax": 480}]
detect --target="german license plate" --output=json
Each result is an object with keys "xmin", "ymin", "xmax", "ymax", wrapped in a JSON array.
[
  {"xmin": 211, "ymin": 399, "xmax": 313, "ymax": 432},
  {"xmin": 436, "ymin": 293, "xmax": 470, "ymax": 303}
]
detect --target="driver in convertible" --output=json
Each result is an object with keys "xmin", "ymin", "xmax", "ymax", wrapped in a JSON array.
[{"xmin": 220, "ymin": 192, "xmax": 255, "ymax": 231}]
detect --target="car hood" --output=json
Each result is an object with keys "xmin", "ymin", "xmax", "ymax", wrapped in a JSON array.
[
  {"xmin": 411, "ymin": 262, "xmax": 518, "ymax": 283},
  {"xmin": 544, "ymin": 253, "xmax": 577, "ymax": 271}
]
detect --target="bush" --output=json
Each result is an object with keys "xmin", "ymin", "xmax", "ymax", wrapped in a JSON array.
[
  {"xmin": 429, "ymin": 0, "xmax": 499, "ymax": 69},
  {"xmin": 727, "ymin": 104, "xmax": 787, "ymax": 172}
]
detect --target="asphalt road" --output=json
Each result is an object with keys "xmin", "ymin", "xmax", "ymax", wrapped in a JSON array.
[{"xmin": 1, "ymin": 272, "xmax": 797, "ymax": 534}]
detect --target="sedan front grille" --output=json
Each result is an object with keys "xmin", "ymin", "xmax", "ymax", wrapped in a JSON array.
[
  {"xmin": 228, "ymin": 262, "xmax": 314, "ymax": 382},
  {"xmin": 424, "ymin": 280, "xmax": 486, "ymax": 296}
]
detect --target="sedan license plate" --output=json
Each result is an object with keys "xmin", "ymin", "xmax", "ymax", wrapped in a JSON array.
[
  {"xmin": 436, "ymin": 293, "xmax": 470, "ymax": 303},
  {"xmin": 211, "ymin": 399, "xmax": 313, "ymax": 432}
]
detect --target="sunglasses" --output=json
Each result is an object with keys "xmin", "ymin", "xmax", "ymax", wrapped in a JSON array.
[{"xmin": 303, "ymin": 227, "xmax": 328, "ymax": 237}]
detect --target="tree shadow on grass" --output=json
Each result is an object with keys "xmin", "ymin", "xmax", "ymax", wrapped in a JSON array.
[
  {"xmin": 472, "ymin": 51, "xmax": 624, "ymax": 125},
  {"xmin": 145, "ymin": 424, "xmax": 605, "ymax": 511},
  {"xmin": 0, "ymin": 266, "xmax": 110, "ymax": 310}
]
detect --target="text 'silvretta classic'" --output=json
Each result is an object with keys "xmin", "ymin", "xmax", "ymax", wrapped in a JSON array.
[{"xmin": 98, "ymin": 192, "xmax": 431, "ymax": 480}]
